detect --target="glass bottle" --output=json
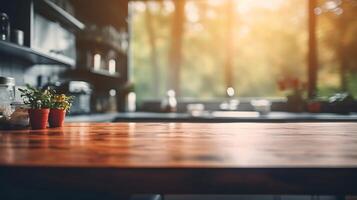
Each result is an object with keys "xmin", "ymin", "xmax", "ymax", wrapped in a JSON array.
[
  {"xmin": 0, "ymin": 13, "xmax": 10, "ymax": 41},
  {"xmin": 0, "ymin": 77, "xmax": 15, "ymax": 118}
]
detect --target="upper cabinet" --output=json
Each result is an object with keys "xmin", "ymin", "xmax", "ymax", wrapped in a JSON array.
[
  {"xmin": 0, "ymin": 0, "xmax": 84, "ymax": 67},
  {"xmin": 34, "ymin": 0, "xmax": 84, "ymax": 32}
]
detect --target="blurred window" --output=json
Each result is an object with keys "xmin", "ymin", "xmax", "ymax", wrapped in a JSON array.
[{"xmin": 129, "ymin": 0, "xmax": 356, "ymax": 102}]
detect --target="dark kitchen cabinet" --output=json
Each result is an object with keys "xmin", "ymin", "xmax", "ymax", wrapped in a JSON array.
[{"xmin": 0, "ymin": 0, "xmax": 84, "ymax": 67}]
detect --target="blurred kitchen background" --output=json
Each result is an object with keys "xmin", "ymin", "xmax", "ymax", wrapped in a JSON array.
[{"xmin": 1, "ymin": 0, "xmax": 357, "ymax": 122}]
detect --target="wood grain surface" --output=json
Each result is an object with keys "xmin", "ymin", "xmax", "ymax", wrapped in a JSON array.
[
  {"xmin": 0, "ymin": 122, "xmax": 357, "ymax": 194},
  {"xmin": 1, "ymin": 122, "xmax": 357, "ymax": 168}
]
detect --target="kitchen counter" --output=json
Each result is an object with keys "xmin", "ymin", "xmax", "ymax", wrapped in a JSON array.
[
  {"xmin": 0, "ymin": 122, "xmax": 357, "ymax": 196},
  {"xmin": 114, "ymin": 111, "xmax": 357, "ymax": 122},
  {"xmin": 66, "ymin": 111, "xmax": 357, "ymax": 123}
]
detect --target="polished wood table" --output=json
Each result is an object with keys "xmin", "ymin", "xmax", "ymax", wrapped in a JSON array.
[{"xmin": 0, "ymin": 122, "xmax": 357, "ymax": 196}]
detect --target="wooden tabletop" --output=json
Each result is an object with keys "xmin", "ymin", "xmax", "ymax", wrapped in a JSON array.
[{"xmin": 1, "ymin": 122, "xmax": 357, "ymax": 195}]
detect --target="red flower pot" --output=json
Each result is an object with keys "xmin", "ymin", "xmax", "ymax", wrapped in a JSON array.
[
  {"xmin": 28, "ymin": 109, "xmax": 50, "ymax": 130},
  {"xmin": 49, "ymin": 109, "xmax": 66, "ymax": 128}
]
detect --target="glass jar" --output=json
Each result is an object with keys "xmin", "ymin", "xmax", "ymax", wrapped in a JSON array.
[
  {"xmin": 0, "ymin": 13, "xmax": 10, "ymax": 41},
  {"xmin": 0, "ymin": 77, "xmax": 15, "ymax": 118}
]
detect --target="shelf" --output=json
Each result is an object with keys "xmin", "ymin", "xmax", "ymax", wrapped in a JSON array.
[
  {"xmin": 0, "ymin": 40, "xmax": 75, "ymax": 66},
  {"xmin": 35, "ymin": 0, "xmax": 85, "ymax": 31},
  {"xmin": 89, "ymin": 68, "xmax": 121, "ymax": 78},
  {"xmin": 66, "ymin": 68, "xmax": 121, "ymax": 80},
  {"xmin": 63, "ymin": 68, "xmax": 123, "ymax": 90},
  {"xmin": 78, "ymin": 37, "xmax": 127, "ymax": 56}
]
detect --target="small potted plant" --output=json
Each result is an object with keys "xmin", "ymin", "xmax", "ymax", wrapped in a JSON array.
[
  {"xmin": 18, "ymin": 85, "xmax": 52, "ymax": 130},
  {"xmin": 49, "ymin": 94, "xmax": 73, "ymax": 128}
]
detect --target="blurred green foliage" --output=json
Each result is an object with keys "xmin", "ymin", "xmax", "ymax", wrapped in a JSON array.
[
  {"xmin": 317, "ymin": 0, "xmax": 357, "ymax": 97},
  {"xmin": 130, "ymin": 0, "xmax": 357, "ymax": 102}
]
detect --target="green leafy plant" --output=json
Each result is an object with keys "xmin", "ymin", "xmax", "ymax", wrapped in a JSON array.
[
  {"xmin": 50, "ymin": 94, "xmax": 74, "ymax": 111},
  {"xmin": 18, "ymin": 85, "xmax": 52, "ymax": 109}
]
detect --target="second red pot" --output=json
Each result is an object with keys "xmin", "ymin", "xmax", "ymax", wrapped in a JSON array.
[{"xmin": 49, "ymin": 109, "xmax": 66, "ymax": 128}]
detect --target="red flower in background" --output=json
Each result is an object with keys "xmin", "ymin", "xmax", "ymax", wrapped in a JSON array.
[{"xmin": 277, "ymin": 77, "xmax": 306, "ymax": 92}]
